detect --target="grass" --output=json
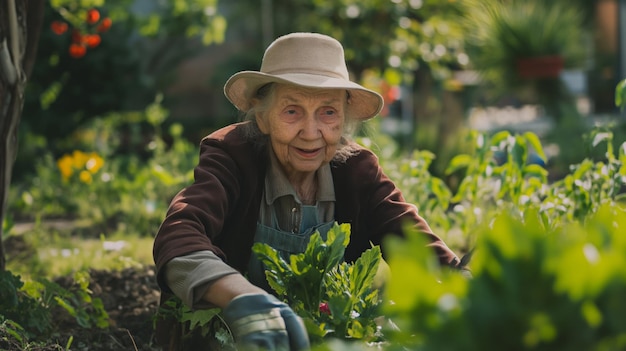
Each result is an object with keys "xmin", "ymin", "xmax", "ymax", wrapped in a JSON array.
[{"xmin": 6, "ymin": 223, "xmax": 155, "ymax": 280}]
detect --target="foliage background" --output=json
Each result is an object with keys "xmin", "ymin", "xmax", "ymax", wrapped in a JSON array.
[{"xmin": 2, "ymin": 0, "xmax": 626, "ymax": 349}]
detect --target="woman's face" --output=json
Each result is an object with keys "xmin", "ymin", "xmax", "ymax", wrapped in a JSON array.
[{"xmin": 256, "ymin": 84, "xmax": 346, "ymax": 181}]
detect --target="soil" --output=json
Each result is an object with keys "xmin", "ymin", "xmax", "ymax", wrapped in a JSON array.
[
  {"xmin": 63, "ymin": 266, "xmax": 161, "ymax": 350},
  {"xmin": 0, "ymin": 264, "xmax": 163, "ymax": 351}
]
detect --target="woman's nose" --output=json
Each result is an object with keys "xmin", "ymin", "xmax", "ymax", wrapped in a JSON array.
[{"xmin": 299, "ymin": 114, "xmax": 321, "ymax": 139}]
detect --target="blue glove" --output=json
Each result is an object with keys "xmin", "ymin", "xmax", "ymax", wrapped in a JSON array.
[{"xmin": 222, "ymin": 293, "xmax": 310, "ymax": 351}]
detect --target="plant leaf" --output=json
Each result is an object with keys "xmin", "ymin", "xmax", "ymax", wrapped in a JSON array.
[
  {"xmin": 349, "ymin": 246, "xmax": 381, "ymax": 300},
  {"xmin": 615, "ymin": 79, "xmax": 626, "ymax": 109},
  {"xmin": 445, "ymin": 154, "xmax": 472, "ymax": 175}
]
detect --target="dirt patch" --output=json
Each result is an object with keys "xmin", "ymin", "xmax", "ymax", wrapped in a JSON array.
[{"xmin": 0, "ymin": 265, "xmax": 162, "ymax": 351}]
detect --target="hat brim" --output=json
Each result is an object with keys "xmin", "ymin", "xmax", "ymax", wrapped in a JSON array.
[{"xmin": 224, "ymin": 71, "xmax": 384, "ymax": 120}]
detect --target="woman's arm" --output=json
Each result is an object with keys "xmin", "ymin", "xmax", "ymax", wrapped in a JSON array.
[{"xmin": 202, "ymin": 274, "xmax": 267, "ymax": 308}]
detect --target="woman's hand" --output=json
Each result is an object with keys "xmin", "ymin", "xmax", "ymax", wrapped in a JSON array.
[
  {"xmin": 203, "ymin": 274, "xmax": 310, "ymax": 350},
  {"xmin": 223, "ymin": 293, "xmax": 310, "ymax": 350}
]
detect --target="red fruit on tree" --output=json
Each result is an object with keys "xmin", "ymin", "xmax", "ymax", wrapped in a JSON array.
[
  {"xmin": 50, "ymin": 21, "xmax": 68, "ymax": 35},
  {"xmin": 85, "ymin": 34, "xmax": 101, "ymax": 48},
  {"xmin": 97, "ymin": 17, "xmax": 112, "ymax": 32},
  {"xmin": 86, "ymin": 8, "xmax": 100, "ymax": 25},
  {"xmin": 69, "ymin": 43, "xmax": 87, "ymax": 58}
]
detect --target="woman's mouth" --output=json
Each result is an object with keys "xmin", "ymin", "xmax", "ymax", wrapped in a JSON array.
[{"xmin": 294, "ymin": 147, "xmax": 322, "ymax": 158}]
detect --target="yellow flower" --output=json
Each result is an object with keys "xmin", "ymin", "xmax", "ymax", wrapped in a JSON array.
[
  {"xmin": 57, "ymin": 155, "xmax": 74, "ymax": 181},
  {"xmin": 58, "ymin": 150, "xmax": 104, "ymax": 182},
  {"xmin": 72, "ymin": 150, "xmax": 89, "ymax": 169},
  {"xmin": 86, "ymin": 153, "xmax": 104, "ymax": 173},
  {"xmin": 79, "ymin": 170, "xmax": 93, "ymax": 184}
]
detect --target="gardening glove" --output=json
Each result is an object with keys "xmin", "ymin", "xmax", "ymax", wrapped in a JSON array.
[
  {"xmin": 453, "ymin": 248, "xmax": 474, "ymax": 279},
  {"xmin": 222, "ymin": 293, "xmax": 310, "ymax": 351}
]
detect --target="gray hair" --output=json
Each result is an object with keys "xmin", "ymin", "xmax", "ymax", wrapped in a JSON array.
[{"xmin": 240, "ymin": 83, "xmax": 361, "ymax": 163}]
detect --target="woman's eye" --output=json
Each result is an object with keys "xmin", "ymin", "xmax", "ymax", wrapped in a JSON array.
[
  {"xmin": 281, "ymin": 106, "xmax": 299, "ymax": 115},
  {"xmin": 319, "ymin": 107, "xmax": 337, "ymax": 116},
  {"xmin": 319, "ymin": 108, "xmax": 339, "ymax": 120},
  {"xmin": 280, "ymin": 107, "xmax": 301, "ymax": 121}
]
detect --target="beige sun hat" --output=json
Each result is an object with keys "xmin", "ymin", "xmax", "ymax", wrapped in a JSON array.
[{"xmin": 224, "ymin": 32, "xmax": 384, "ymax": 120}]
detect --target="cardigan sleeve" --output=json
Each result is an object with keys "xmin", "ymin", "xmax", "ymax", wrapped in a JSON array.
[{"xmin": 153, "ymin": 123, "xmax": 265, "ymax": 292}]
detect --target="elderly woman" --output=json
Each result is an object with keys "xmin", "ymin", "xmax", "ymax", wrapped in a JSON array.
[{"xmin": 153, "ymin": 32, "xmax": 464, "ymax": 351}]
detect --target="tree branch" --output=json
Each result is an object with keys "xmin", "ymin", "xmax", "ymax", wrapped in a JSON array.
[
  {"xmin": 0, "ymin": 38, "xmax": 17, "ymax": 84},
  {"xmin": 0, "ymin": 0, "xmax": 34, "ymax": 272}
]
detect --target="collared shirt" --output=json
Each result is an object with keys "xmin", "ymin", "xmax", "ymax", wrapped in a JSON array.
[{"xmin": 258, "ymin": 149, "xmax": 335, "ymax": 232}]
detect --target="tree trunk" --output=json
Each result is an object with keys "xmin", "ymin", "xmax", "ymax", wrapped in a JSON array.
[{"xmin": 0, "ymin": 0, "xmax": 45, "ymax": 271}]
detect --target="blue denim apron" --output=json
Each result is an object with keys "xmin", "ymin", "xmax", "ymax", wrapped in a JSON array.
[{"xmin": 247, "ymin": 205, "xmax": 335, "ymax": 292}]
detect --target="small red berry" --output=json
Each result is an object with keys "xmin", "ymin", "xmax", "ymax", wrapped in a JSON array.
[
  {"xmin": 85, "ymin": 34, "xmax": 101, "ymax": 48},
  {"xmin": 86, "ymin": 8, "xmax": 100, "ymax": 25},
  {"xmin": 50, "ymin": 21, "xmax": 68, "ymax": 35},
  {"xmin": 69, "ymin": 43, "xmax": 87, "ymax": 58},
  {"xmin": 97, "ymin": 17, "xmax": 112, "ymax": 32},
  {"xmin": 319, "ymin": 302, "xmax": 331, "ymax": 315}
]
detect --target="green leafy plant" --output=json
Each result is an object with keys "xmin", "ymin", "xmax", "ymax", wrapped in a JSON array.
[
  {"xmin": 155, "ymin": 295, "xmax": 234, "ymax": 349},
  {"xmin": 0, "ymin": 271, "xmax": 52, "ymax": 336},
  {"xmin": 0, "ymin": 269, "xmax": 108, "ymax": 348},
  {"xmin": 384, "ymin": 149, "xmax": 453, "ymax": 233},
  {"xmin": 547, "ymin": 129, "xmax": 626, "ymax": 223},
  {"xmin": 444, "ymin": 127, "xmax": 625, "ymax": 231},
  {"xmin": 382, "ymin": 204, "xmax": 626, "ymax": 351},
  {"xmin": 9, "ymin": 97, "xmax": 196, "ymax": 237},
  {"xmin": 462, "ymin": 0, "xmax": 586, "ymax": 120},
  {"xmin": 442, "ymin": 130, "xmax": 547, "ymax": 243},
  {"xmin": 463, "ymin": 0, "xmax": 586, "ymax": 85},
  {"xmin": 252, "ymin": 223, "xmax": 384, "ymax": 344},
  {"xmin": 0, "ymin": 317, "xmax": 68, "ymax": 351}
]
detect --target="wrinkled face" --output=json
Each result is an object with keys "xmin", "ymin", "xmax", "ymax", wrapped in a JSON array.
[{"xmin": 256, "ymin": 85, "xmax": 346, "ymax": 180}]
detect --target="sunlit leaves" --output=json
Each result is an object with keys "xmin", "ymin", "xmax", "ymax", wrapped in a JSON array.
[
  {"xmin": 382, "ymin": 204, "xmax": 626, "ymax": 350},
  {"xmin": 615, "ymin": 79, "xmax": 626, "ymax": 111},
  {"xmin": 252, "ymin": 223, "xmax": 384, "ymax": 343}
]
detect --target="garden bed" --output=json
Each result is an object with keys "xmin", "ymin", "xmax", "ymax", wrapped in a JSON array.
[{"xmin": 0, "ymin": 265, "xmax": 161, "ymax": 351}]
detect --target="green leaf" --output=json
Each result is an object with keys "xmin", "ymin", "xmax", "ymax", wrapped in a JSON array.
[
  {"xmin": 4, "ymin": 321, "xmax": 24, "ymax": 343},
  {"xmin": 511, "ymin": 135, "xmax": 528, "ymax": 168},
  {"xmin": 451, "ymin": 180, "xmax": 470, "ymax": 203},
  {"xmin": 592, "ymin": 132, "xmax": 612, "ymax": 148},
  {"xmin": 54, "ymin": 296, "xmax": 76, "ymax": 317},
  {"xmin": 430, "ymin": 177, "xmax": 451, "ymax": 208},
  {"xmin": 572, "ymin": 160, "xmax": 594, "ymax": 179},
  {"xmin": 523, "ymin": 164, "xmax": 548, "ymax": 180},
  {"xmin": 181, "ymin": 307, "xmax": 221, "ymax": 332},
  {"xmin": 383, "ymin": 229, "xmax": 441, "ymax": 311},
  {"xmin": 324, "ymin": 226, "xmax": 350, "ymax": 271},
  {"xmin": 615, "ymin": 79, "xmax": 626, "ymax": 109},
  {"xmin": 328, "ymin": 293, "xmax": 352, "ymax": 324},
  {"xmin": 347, "ymin": 320, "xmax": 366, "ymax": 339},
  {"xmin": 523, "ymin": 131, "xmax": 547, "ymax": 162},
  {"xmin": 349, "ymin": 246, "xmax": 381, "ymax": 300},
  {"xmin": 252, "ymin": 242, "xmax": 292, "ymax": 296},
  {"xmin": 490, "ymin": 130, "xmax": 512, "ymax": 148},
  {"xmin": 445, "ymin": 154, "xmax": 472, "ymax": 175}
]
